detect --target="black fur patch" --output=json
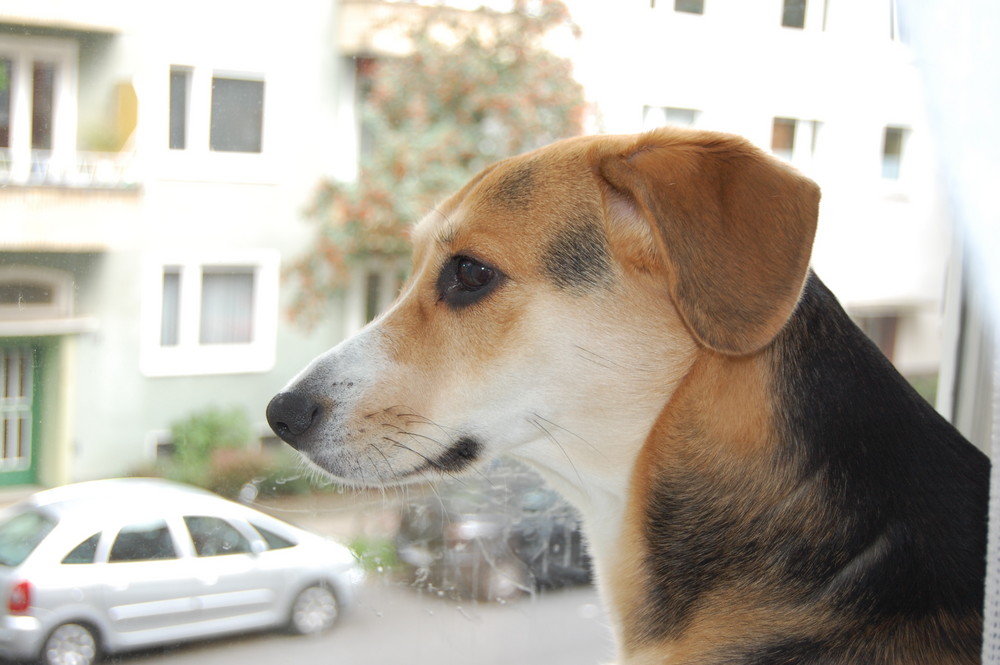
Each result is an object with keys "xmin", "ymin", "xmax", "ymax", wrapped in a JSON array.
[
  {"xmin": 778, "ymin": 277, "xmax": 988, "ymax": 618},
  {"xmin": 543, "ymin": 216, "xmax": 612, "ymax": 293},
  {"xmin": 637, "ymin": 273, "xmax": 988, "ymax": 661},
  {"xmin": 725, "ymin": 637, "xmax": 832, "ymax": 665},
  {"xmin": 431, "ymin": 437, "xmax": 481, "ymax": 473},
  {"xmin": 486, "ymin": 164, "xmax": 535, "ymax": 210}
]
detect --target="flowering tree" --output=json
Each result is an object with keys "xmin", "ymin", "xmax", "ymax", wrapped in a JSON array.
[{"xmin": 287, "ymin": 0, "xmax": 586, "ymax": 326}]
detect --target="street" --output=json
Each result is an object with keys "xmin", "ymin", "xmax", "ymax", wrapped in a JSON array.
[{"xmin": 106, "ymin": 579, "xmax": 617, "ymax": 665}]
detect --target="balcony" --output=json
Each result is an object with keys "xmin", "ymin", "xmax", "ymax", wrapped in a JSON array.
[
  {"xmin": 0, "ymin": 148, "xmax": 137, "ymax": 189},
  {"xmin": 0, "ymin": 148, "xmax": 142, "ymax": 252}
]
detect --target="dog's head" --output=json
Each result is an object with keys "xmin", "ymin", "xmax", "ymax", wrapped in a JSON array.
[{"xmin": 266, "ymin": 128, "xmax": 819, "ymax": 496}]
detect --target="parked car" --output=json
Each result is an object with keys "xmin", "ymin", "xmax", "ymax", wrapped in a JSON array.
[
  {"xmin": 0, "ymin": 477, "xmax": 363, "ymax": 665},
  {"xmin": 394, "ymin": 461, "xmax": 592, "ymax": 602}
]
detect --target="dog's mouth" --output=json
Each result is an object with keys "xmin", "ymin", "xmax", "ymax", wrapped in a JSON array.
[
  {"xmin": 423, "ymin": 436, "xmax": 483, "ymax": 474},
  {"xmin": 303, "ymin": 435, "xmax": 485, "ymax": 486},
  {"xmin": 392, "ymin": 436, "xmax": 484, "ymax": 481}
]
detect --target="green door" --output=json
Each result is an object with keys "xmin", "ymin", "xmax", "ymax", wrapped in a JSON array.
[{"xmin": 0, "ymin": 344, "xmax": 39, "ymax": 486}]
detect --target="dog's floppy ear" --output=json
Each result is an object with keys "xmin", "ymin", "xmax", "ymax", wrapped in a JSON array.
[{"xmin": 596, "ymin": 129, "xmax": 819, "ymax": 355}]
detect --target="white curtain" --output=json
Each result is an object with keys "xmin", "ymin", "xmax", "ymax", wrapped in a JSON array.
[{"xmin": 199, "ymin": 269, "xmax": 255, "ymax": 345}]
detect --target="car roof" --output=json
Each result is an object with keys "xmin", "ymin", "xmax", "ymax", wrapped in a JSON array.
[{"xmin": 23, "ymin": 478, "xmax": 241, "ymax": 521}]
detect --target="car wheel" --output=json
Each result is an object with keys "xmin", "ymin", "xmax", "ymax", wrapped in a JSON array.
[
  {"xmin": 288, "ymin": 584, "xmax": 339, "ymax": 635},
  {"xmin": 42, "ymin": 622, "xmax": 99, "ymax": 665}
]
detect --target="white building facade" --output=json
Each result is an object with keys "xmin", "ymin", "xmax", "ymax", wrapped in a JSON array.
[{"xmin": 0, "ymin": 1, "xmax": 349, "ymax": 486}]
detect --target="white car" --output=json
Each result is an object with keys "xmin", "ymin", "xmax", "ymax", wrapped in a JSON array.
[{"xmin": 0, "ymin": 478, "xmax": 362, "ymax": 665}]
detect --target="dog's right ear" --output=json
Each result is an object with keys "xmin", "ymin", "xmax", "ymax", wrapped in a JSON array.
[{"xmin": 594, "ymin": 129, "xmax": 819, "ymax": 356}]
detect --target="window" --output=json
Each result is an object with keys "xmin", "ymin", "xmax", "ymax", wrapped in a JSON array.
[
  {"xmin": 345, "ymin": 262, "xmax": 406, "ymax": 332},
  {"xmin": 168, "ymin": 67, "xmax": 191, "ymax": 150},
  {"xmin": 141, "ymin": 250, "xmax": 280, "ymax": 376},
  {"xmin": 771, "ymin": 117, "xmax": 820, "ymax": 167},
  {"xmin": 62, "ymin": 532, "xmax": 101, "ymax": 564},
  {"xmin": 782, "ymin": 0, "xmax": 807, "ymax": 28},
  {"xmin": 674, "ymin": 0, "xmax": 704, "ymax": 14},
  {"xmin": 199, "ymin": 269, "xmax": 255, "ymax": 344},
  {"xmin": 184, "ymin": 516, "xmax": 252, "ymax": 556},
  {"xmin": 0, "ymin": 510, "xmax": 55, "ymax": 566},
  {"xmin": 31, "ymin": 61, "xmax": 55, "ymax": 151},
  {"xmin": 0, "ymin": 266, "xmax": 74, "ymax": 321},
  {"xmin": 882, "ymin": 125, "xmax": 908, "ymax": 179},
  {"xmin": 1, "ymin": 57, "xmax": 12, "ymax": 149},
  {"xmin": 0, "ymin": 35, "xmax": 77, "ymax": 184},
  {"xmin": 0, "ymin": 346, "xmax": 33, "ymax": 473},
  {"xmin": 166, "ymin": 67, "xmax": 265, "ymax": 157},
  {"xmin": 160, "ymin": 268, "xmax": 181, "ymax": 346},
  {"xmin": 109, "ymin": 520, "xmax": 177, "ymax": 562},
  {"xmin": 251, "ymin": 523, "xmax": 296, "ymax": 550},
  {"xmin": 642, "ymin": 106, "xmax": 699, "ymax": 131},
  {"xmin": 210, "ymin": 76, "xmax": 265, "ymax": 153}
]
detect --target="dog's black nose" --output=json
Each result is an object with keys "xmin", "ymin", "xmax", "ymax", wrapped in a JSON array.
[{"xmin": 266, "ymin": 391, "xmax": 320, "ymax": 449}]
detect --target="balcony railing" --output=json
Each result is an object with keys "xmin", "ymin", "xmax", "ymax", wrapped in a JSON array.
[{"xmin": 0, "ymin": 149, "xmax": 138, "ymax": 189}]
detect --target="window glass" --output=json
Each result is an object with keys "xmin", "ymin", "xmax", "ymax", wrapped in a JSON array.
[
  {"xmin": 250, "ymin": 523, "xmax": 296, "ymax": 550},
  {"xmin": 62, "ymin": 532, "xmax": 100, "ymax": 564},
  {"xmin": 0, "ymin": 57, "xmax": 10, "ymax": 148},
  {"xmin": 882, "ymin": 125, "xmax": 907, "ymax": 179},
  {"xmin": 674, "ymin": 0, "xmax": 704, "ymax": 14},
  {"xmin": 782, "ymin": 0, "xmax": 807, "ymax": 28},
  {"xmin": 109, "ymin": 519, "xmax": 177, "ymax": 562},
  {"xmin": 184, "ymin": 516, "xmax": 252, "ymax": 556},
  {"xmin": 0, "ymin": 2, "xmax": 990, "ymax": 662},
  {"xmin": 160, "ymin": 268, "xmax": 181, "ymax": 346},
  {"xmin": 168, "ymin": 67, "xmax": 190, "ymax": 150},
  {"xmin": 199, "ymin": 269, "xmax": 255, "ymax": 344},
  {"xmin": 30, "ymin": 61, "xmax": 55, "ymax": 151},
  {"xmin": 209, "ymin": 77, "xmax": 264, "ymax": 153},
  {"xmin": 0, "ymin": 510, "xmax": 55, "ymax": 566},
  {"xmin": 0, "ymin": 281, "xmax": 51, "ymax": 306},
  {"xmin": 1, "ymin": 346, "xmax": 33, "ymax": 473},
  {"xmin": 771, "ymin": 117, "xmax": 797, "ymax": 161}
]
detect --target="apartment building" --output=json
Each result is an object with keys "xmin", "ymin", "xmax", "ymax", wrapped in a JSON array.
[{"xmin": 1, "ymin": 1, "xmax": 347, "ymax": 486}]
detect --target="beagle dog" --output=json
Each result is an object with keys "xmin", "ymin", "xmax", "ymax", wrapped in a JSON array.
[{"xmin": 267, "ymin": 128, "xmax": 989, "ymax": 664}]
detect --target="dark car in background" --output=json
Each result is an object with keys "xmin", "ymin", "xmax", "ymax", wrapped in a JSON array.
[{"xmin": 394, "ymin": 461, "xmax": 592, "ymax": 602}]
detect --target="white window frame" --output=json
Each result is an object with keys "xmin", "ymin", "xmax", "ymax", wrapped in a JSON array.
[
  {"xmin": 160, "ymin": 66, "xmax": 270, "ymax": 183},
  {"xmin": 0, "ymin": 34, "xmax": 79, "ymax": 185},
  {"xmin": 140, "ymin": 249, "xmax": 280, "ymax": 377}
]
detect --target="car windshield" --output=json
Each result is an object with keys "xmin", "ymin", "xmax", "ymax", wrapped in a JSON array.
[{"xmin": 0, "ymin": 509, "xmax": 57, "ymax": 566}]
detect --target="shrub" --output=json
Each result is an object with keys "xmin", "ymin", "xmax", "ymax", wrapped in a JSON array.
[{"xmin": 164, "ymin": 406, "xmax": 255, "ymax": 488}]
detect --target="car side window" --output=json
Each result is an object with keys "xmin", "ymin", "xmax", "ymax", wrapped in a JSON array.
[
  {"xmin": 109, "ymin": 520, "xmax": 178, "ymax": 562},
  {"xmin": 62, "ymin": 532, "xmax": 101, "ymax": 564},
  {"xmin": 250, "ymin": 523, "xmax": 296, "ymax": 550},
  {"xmin": 184, "ymin": 516, "xmax": 252, "ymax": 556}
]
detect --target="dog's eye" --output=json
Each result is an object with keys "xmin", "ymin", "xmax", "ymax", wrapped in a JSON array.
[
  {"xmin": 456, "ymin": 258, "xmax": 494, "ymax": 290},
  {"xmin": 437, "ymin": 256, "xmax": 504, "ymax": 308}
]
